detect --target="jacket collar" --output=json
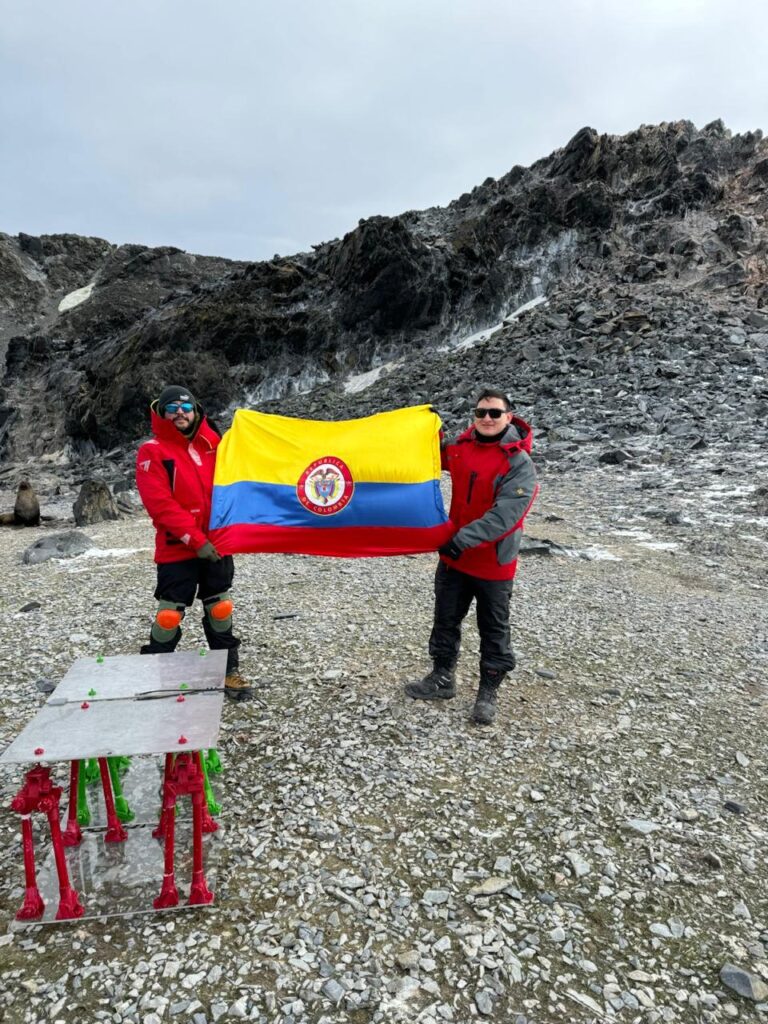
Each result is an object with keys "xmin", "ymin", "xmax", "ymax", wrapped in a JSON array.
[{"xmin": 456, "ymin": 416, "xmax": 533, "ymax": 455}]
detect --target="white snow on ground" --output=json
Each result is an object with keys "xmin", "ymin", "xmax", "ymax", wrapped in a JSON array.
[
  {"xmin": 570, "ymin": 545, "xmax": 622, "ymax": 561},
  {"xmin": 454, "ymin": 321, "xmax": 505, "ymax": 351},
  {"xmin": 453, "ymin": 295, "xmax": 549, "ymax": 352},
  {"xmin": 503, "ymin": 294, "xmax": 548, "ymax": 323},
  {"xmin": 58, "ymin": 282, "xmax": 94, "ymax": 312},
  {"xmin": 344, "ymin": 361, "xmax": 399, "ymax": 395},
  {"xmin": 61, "ymin": 547, "xmax": 150, "ymax": 570}
]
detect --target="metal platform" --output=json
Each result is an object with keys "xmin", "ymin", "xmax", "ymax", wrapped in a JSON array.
[
  {"xmin": 1, "ymin": 651, "xmax": 226, "ymax": 765},
  {"xmin": 3, "ymin": 653, "xmax": 227, "ymax": 926},
  {"xmin": 47, "ymin": 650, "xmax": 228, "ymax": 704},
  {"xmin": 8, "ymin": 757, "xmax": 222, "ymax": 928}
]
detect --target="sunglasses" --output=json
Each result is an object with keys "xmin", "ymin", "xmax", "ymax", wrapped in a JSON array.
[
  {"xmin": 165, "ymin": 402, "xmax": 194, "ymax": 414},
  {"xmin": 474, "ymin": 407, "xmax": 506, "ymax": 420}
]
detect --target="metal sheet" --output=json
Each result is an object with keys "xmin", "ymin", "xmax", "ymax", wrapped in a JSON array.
[
  {"xmin": 48, "ymin": 650, "xmax": 227, "ymax": 704},
  {"xmin": 9, "ymin": 821, "xmax": 221, "ymax": 927},
  {"xmin": 0, "ymin": 693, "xmax": 224, "ymax": 764}
]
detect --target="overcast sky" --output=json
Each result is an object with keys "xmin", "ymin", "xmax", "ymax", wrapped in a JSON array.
[{"xmin": 1, "ymin": 1, "xmax": 766, "ymax": 261}]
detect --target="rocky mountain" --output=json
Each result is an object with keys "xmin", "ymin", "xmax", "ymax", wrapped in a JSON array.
[{"xmin": 1, "ymin": 118, "xmax": 767, "ymax": 484}]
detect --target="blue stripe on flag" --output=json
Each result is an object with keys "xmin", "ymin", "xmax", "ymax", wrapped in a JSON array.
[{"xmin": 210, "ymin": 480, "xmax": 447, "ymax": 530}]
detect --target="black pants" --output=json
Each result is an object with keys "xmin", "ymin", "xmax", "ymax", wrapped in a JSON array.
[
  {"xmin": 140, "ymin": 557, "xmax": 240, "ymax": 672},
  {"xmin": 428, "ymin": 562, "xmax": 516, "ymax": 676}
]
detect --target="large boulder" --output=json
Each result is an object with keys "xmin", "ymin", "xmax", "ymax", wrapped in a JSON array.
[{"xmin": 73, "ymin": 479, "xmax": 120, "ymax": 526}]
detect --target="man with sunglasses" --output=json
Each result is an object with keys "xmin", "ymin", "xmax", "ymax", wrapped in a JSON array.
[
  {"xmin": 135, "ymin": 384, "xmax": 252, "ymax": 702},
  {"xmin": 405, "ymin": 389, "xmax": 538, "ymax": 724}
]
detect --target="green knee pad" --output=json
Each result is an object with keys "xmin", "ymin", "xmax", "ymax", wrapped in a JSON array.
[
  {"xmin": 204, "ymin": 592, "xmax": 233, "ymax": 633},
  {"xmin": 151, "ymin": 600, "xmax": 185, "ymax": 643}
]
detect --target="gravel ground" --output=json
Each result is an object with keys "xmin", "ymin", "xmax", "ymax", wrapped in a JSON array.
[{"xmin": 0, "ymin": 455, "xmax": 766, "ymax": 1024}]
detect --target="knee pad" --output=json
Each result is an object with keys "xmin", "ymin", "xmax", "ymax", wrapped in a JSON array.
[
  {"xmin": 204, "ymin": 593, "xmax": 233, "ymax": 632},
  {"xmin": 151, "ymin": 601, "xmax": 185, "ymax": 643}
]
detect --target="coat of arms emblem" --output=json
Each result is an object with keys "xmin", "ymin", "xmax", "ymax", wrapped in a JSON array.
[{"xmin": 297, "ymin": 456, "xmax": 354, "ymax": 516}]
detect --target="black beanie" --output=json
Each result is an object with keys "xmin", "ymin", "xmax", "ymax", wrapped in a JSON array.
[{"xmin": 157, "ymin": 385, "xmax": 197, "ymax": 411}]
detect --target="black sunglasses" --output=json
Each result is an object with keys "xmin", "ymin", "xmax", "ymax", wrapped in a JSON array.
[{"xmin": 474, "ymin": 407, "xmax": 506, "ymax": 420}]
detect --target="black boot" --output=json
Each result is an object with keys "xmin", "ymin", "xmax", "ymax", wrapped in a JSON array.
[
  {"xmin": 473, "ymin": 670, "xmax": 504, "ymax": 725},
  {"xmin": 405, "ymin": 665, "xmax": 456, "ymax": 701}
]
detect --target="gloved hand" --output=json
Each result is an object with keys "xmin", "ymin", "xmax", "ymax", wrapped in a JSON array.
[
  {"xmin": 438, "ymin": 538, "xmax": 462, "ymax": 561},
  {"xmin": 196, "ymin": 541, "xmax": 222, "ymax": 562}
]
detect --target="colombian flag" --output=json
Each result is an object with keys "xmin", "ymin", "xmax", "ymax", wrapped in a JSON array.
[{"xmin": 209, "ymin": 405, "xmax": 454, "ymax": 557}]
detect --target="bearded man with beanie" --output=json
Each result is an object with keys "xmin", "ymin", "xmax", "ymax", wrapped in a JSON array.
[
  {"xmin": 136, "ymin": 384, "xmax": 252, "ymax": 702},
  {"xmin": 405, "ymin": 388, "xmax": 538, "ymax": 725}
]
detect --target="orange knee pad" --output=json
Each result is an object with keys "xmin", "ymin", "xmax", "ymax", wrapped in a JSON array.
[
  {"xmin": 209, "ymin": 600, "xmax": 234, "ymax": 622},
  {"xmin": 156, "ymin": 608, "xmax": 183, "ymax": 630}
]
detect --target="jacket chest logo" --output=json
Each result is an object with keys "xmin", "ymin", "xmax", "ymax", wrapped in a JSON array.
[{"xmin": 188, "ymin": 446, "xmax": 202, "ymax": 467}]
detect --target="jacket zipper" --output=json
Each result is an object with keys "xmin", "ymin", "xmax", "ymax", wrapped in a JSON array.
[{"xmin": 466, "ymin": 471, "xmax": 477, "ymax": 504}]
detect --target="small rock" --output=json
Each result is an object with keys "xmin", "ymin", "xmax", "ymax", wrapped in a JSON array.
[
  {"xmin": 676, "ymin": 808, "xmax": 698, "ymax": 822},
  {"xmin": 475, "ymin": 990, "xmax": 494, "ymax": 1016},
  {"xmin": 423, "ymin": 888, "xmax": 450, "ymax": 905},
  {"xmin": 470, "ymin": 877, "xmax": 511, "ymax": 896},
  {"xmin": 395, "ymin": 950, "xmax": 420, "ymax": 971},
  {"xmin": 719, "ymin": 963, "xmax": 768, "ymax": 1002},
  {"xmin": 566, "ymin": 851, "xmax": 591, "ymax": 877},
  {"xmin": 322, "ymin": 979, "xmax": 346, "ymax": 1003},
  {"xmin": 625, "ymin": 818, "xmax": 661, "ymax": 834},
  {"xmin": 724, "ymin": 800, "xmax": 747, "ymax": 815}
]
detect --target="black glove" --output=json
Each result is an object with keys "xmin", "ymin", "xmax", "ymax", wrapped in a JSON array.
[
  {"xmin": 438, "ymin": 539, "xmax": 462, "ymax": 561},
  {"xmin": 196, "ymin": 541, "xmax": 222, "ymax": 562}
]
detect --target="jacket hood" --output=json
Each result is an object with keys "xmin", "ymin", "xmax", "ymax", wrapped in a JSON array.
[
  {"xmin": 456, "ymin": 415, "xmax": 533, "ymax": 454},
  {"xmin": 149, "ymin": 402, "xmax": 219, "ymax": 447}
]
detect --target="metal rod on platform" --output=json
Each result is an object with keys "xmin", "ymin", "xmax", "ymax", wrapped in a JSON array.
[
  {"xmin": 41, "ymin": 776, "xmax": 84, "ymax": 920},
  {"xmin": 107, "ymin": 757, "xmax": 134, "ymax": 823},
  {"xmin": 76, "ymin": 759, "xmax": 90, "ymax": 826},
  {"xmin": 98, "ymin": 758, "xmax": 127, "ymax": 843},
  {"xmin": 16, "ymin": 814, "xmax": 45, "ymax": 921},
  {"xmin": 153, "ymin": 753, "xmax": 174, "ymax": 839},
  {"xmin": 189, "ymin": 780, "xmax": 214, "ymax": 906},
  {"xmin": 154, "ymin": 770, "xmax": 179, "ymax": 909},
  {"xmin": 196, "ymin": 750, "xmax": 221, "ymax": 825},
  {"xmin": 63, "ymin": 760, "xmax": 83, "ymax": 846}
]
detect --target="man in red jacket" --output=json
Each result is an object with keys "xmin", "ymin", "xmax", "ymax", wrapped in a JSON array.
[
  {"xmin": 136, "ymin": 384, "xmax": 252, "ymax": 702},
  {"xmin": 405, "ymin": 388, "xmax": 538, "ymax": 725}
]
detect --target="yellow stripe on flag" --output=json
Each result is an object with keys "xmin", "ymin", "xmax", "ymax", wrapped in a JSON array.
[{"xmin": 214, "ymin": 405, "xmax": 443, "ymax": 487}]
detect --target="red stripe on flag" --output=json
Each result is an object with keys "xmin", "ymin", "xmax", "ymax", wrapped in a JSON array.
[{"xmin": 210, "ymin": 522, "xmax": 455, "ymax": 557}]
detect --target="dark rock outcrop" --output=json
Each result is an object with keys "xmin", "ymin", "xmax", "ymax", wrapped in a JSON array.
[{"xmin": 1, "ymin": 119, "xmax": 767, "ymax": 468}]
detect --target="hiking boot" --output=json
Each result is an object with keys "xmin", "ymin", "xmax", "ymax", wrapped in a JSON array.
[
  {"xmin": 473, "ymin": 670, "xmax": 505, "ymax": 724},
  {"xmin": 404, "ymin": 666, "xmax": 456, "ymax": 701},
  {"xmin": 472, "ymin": 683, "xmax": 498, "ymax": 724},
  {"xmin": 224, "ymin": 670, "xmax": 254, "ymax": 702}
]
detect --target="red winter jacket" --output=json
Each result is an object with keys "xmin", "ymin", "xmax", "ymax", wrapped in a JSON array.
[
  {"xmin": 135, "ymin": 405, "xmax": 221, "ymax": 563},
  {"xmin": 441, "ymin": 416, "xmax": 538, "ymax": 580}
]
